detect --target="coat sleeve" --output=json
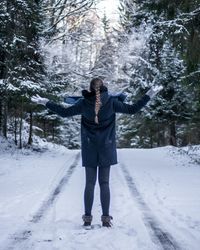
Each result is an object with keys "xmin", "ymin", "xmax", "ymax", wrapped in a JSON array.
[
  {"xmin": 113, "ymin": 94, "xmax": 150, "ymax": 114},
  {"xmin": 46, "ymin": 99, "xmax": 83, "ymax": 117}
]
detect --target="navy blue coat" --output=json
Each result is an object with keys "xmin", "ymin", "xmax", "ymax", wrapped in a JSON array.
[{"xmin": 46, "ymin": 88, "xmax": 150, "ymax": 168}]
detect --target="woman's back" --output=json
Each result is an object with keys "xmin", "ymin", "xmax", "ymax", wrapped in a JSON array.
[
  {"xmin": 81, "ymin": 86, "xmax": 115, "ymax": 128},
  {"xmin": 81, "ymin": 86, "xmax": 118, "ymax": 167}
]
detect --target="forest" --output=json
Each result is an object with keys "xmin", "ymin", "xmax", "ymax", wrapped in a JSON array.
[{"xmin": 0, "ymin": 0, "xmax": 200, "ymax": 149}]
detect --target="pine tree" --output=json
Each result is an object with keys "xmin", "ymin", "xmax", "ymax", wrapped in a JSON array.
[
  {"xmin": 0, "ymin": 0, "xmax": 46, "ymax": 147},
  {"xmin": 90, "ymin": 33, "xmax": 119, "ymax": 91},
  {"xmin": 102, "ymin": 12, "xmax": 110, "ymax": 35},
  {"xmin": 118, "ymin": 0, "xmax": 200, "ymax": 147}
]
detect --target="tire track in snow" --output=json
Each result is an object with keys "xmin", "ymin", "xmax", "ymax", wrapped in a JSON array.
[
  {"xmin": 30, "ymin": 152, "xmax": 80, "ymax": 223},
  {"xmin": 120, "ymin": 163, "xmax": 181, "ymax": 250},
  {"xmin": 5, "ymin": 152, "xmax": 80, "ymax": 250}
]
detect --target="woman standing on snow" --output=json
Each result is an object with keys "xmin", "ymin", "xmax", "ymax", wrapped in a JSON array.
[{"xmin": 32, "ymin": 78, "xmax": 162, "ymax": 228}]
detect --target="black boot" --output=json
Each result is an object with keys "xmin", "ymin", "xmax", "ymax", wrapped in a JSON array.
[
  {"xmin": 82, "ymin": 214, "xmax": 93, "ymax": 228},
  {"xmin": 101, "ymin": 215, "xmax": 113, "ymax": 227}
]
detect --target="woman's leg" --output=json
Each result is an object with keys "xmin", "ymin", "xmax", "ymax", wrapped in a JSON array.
[
  {"xmin": 84, "ymin": 167, "xmax": 97, "ymax": 216},
  {"xmin": 98, "ymin": 166, "xmax": 111, "ymax": 216}
]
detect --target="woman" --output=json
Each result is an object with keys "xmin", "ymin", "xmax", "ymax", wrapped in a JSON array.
[{"xmin": 31, "ymin": 78, "xmax": 162, "ymax": 228}]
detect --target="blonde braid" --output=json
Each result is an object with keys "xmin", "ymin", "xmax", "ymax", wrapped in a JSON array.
[{"xmin": 94, "ymin": 84, "xmax": 102, "ymax": 124}]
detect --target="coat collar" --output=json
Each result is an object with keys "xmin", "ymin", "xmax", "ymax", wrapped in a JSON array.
[
  {"xmin": 82, "ymin": 86, "xmax": 109, "ymax": 105},
  {"xmin": 82, "ymin": 85, "xmax": 108, "ymax": 97}
]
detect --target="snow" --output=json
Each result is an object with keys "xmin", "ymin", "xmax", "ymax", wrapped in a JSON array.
[
  {"xmin": 0, "ymin": 143, "xmax": 200, "ymax": 249},
  {"xmin": 119, "ymin": 147, "xmax": 200, "ymax": 249},
  {"xmin": 96, "ymin": 0, "xmax": 120, "ymax": 23}
]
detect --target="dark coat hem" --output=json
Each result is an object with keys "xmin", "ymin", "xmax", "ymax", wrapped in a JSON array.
[{"xmin": 82, "ymin": 162, "xmax": 118, "ymax": 168}]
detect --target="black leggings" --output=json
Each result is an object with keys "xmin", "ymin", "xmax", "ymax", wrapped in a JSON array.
[{"xmin": 84, "ymin": 166, "xmax": 111, "ymax": 216}]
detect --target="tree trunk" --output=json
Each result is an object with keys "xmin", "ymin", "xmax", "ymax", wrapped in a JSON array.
[
  {"xmin": 160, "ymin": 125, "xmax": 166, "ymax": 146},
  {"xmin": 14, "ymin": 107, "xmax": 18, "ymax": 145},
  {"xmin": 50, "ymin": 0, "xmax": 56, "ymax": 27},
  {"xmin": 156, "ymin": 123, "xmax": 160, "ymax": 147},
  {"xmin": 52, "ymin": 120, "xmax": 55, "ymax": 141},
  {"xmin": 19, "ymin": 98, "xmax": 23, "ymax": 149},
  {"xmin": 169, "ymin": 121, "xmax": 177, "ymax": 146},
  {"xmin": 75, "ymin": 41, "xmax": 79, "ymax": 69},
  {"xmin": 43, "ymin": 119, "xmax": 46, "ymax": 138},
  {"xmin": 3, "ymin": 99, "xmax": 8, "ymax": 138},
  {"xmin": 0, "ymin": 99, "xmax": 2, "ymax": 135},
  {"xmin": 150, "ymin": 132, "xmax": 153, "ymax": 148},
  {"xmin": 28, "ymin": 109, "xmax": 33, "ymax": 145}
]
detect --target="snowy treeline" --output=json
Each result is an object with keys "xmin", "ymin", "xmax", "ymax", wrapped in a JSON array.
[
  {"xmin": 0, "ymin": 0, "xmax": 199, "ymax": 149},
  {"xmin": 117, "ymin": 0, "xmax": 200, "ymax": 147}
]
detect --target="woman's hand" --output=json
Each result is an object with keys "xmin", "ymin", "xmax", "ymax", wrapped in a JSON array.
[
  {"xmin": 31, "ymin": 94, "xmax": 49, "ymax": 106},
  {"xmin": 146, "ymin": 85, "xmax": 163, "ymax": 98}
]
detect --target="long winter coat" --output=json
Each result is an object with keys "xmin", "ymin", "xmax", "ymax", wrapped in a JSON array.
[{"xmin": 46, "ymin": 87, "xmax": 150, "ymax": 168}]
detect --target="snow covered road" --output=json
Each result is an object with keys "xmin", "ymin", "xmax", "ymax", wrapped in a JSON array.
[{"xmin": 0, "ymin": 146, "xmax": 200, "ymax": 250}]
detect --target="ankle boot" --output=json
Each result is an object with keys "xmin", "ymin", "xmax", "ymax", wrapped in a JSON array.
[
  {"xmin": 82, "ymin": 214, "xmax": 93, "ymax": 227},
  {"xmin": 101, "ymin": 215, "xmax": 113, "ymax": 227}
]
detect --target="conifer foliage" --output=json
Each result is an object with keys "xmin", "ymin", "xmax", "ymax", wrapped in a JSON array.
[
  {"xmin": 0, "ymin": 0, "xmax": 46, "ymax": 148},
  {"xmin": 118, "ymin": 0, "xmax": 200, "ymax": 147}
]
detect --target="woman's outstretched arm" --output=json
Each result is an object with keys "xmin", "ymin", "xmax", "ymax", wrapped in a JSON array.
[
  {"xmin": 113, "ymin": 94, "xmax": 150, "ymax": 114},
  {"xmin": 113, "ymin": 85, "xmax": 163, "ymax": 115},
  {"xmin": 46, "ymin": 100, "xmax": 82, "ymax": 117},
  {"xmin": 31, "ymin": 94, "xmax": 82, "ymax": 117}
]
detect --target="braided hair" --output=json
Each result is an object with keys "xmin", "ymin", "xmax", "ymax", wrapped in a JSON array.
[{"xmin": 90, "ymin": 78, "xmax": 103, "ymax": 124}]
